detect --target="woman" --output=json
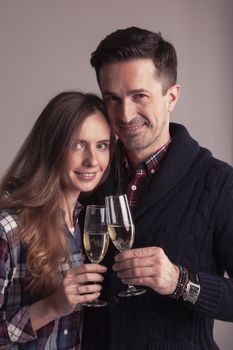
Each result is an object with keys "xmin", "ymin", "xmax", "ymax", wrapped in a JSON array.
[{"xmin": 0, "ymin": 91, "xmax": 115, "ymax": 349}]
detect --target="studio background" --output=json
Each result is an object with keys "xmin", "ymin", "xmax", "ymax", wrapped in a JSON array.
[{"xmin": 0, "ymin": 0, "xmax": 233, "ymax": 348}]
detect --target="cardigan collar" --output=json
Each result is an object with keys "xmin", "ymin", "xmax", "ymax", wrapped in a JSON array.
[{"xmin": 133, "ymin": 123, "xmax": 212, "ymax": 219}]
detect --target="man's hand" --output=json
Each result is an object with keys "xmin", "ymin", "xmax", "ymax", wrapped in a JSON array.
[{"xmin": 113, "ymin": 247, "xmax": 179, "ymax": 295}]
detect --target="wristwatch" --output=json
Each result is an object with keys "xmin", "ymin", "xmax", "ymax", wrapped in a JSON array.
[{"xmin": 183, "ymin": 272, "xmax": 200, "ymax": 304}]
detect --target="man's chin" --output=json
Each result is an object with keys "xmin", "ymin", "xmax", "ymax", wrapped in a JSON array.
[{"xmin": 123, "ymin": 140, "xmax": 150, "ymax": 151}]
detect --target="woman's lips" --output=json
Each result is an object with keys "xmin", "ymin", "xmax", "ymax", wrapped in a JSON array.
[{"xmin": 75, "ymin": 172, "xmax": 97, "ymax": 181}]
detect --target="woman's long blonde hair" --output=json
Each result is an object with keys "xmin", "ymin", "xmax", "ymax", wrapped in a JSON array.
[{"xmin": 0, "ymin": 91, "xmax": 115, "ymax": 295}]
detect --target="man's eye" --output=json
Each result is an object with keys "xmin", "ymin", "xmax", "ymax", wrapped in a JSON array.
[
  {"xmin": 104, "ymin": 95, "xmax": 119, "ymax": 103},
  {"xmin": 71, "ymin": 142, "xmax": 84, "ymax": 150},
  {"xmin": 134, "ymin": 93, "xmax": 147, "ymax": 101}
]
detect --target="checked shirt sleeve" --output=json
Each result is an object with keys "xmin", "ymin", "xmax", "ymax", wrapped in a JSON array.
[{"xmin": 0, "ymin": 214, "xmax": 37, "ymax": 346}]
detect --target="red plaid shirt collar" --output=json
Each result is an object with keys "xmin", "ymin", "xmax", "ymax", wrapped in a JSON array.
[{"xmin": 123, "ymin": 139, "xmax": 172, "ymax": 210}]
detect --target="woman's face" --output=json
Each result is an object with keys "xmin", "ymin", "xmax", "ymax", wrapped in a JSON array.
[{"xmin": 61, "ymin": 111, "xmax": 111, "ymax": 200}]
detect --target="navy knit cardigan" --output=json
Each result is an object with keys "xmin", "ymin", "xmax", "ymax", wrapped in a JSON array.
[{"xmin": 82, "ymin": 123, "xmax": 233, "ymax": 350}]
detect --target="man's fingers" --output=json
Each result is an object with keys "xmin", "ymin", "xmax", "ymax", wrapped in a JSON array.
[
  {"xmin": 113, "ymin": 257, "xmax": 155, "ymax": 271},
  {"xmin": 121, "ymin": 277, "xmax": 155, "ymax": 286},
  {"xmin": 115, "ymin": 266, "xmax": 155, "ymax": 278},
  {"xmin": 114, "ymin": 246, "xmax": 163, "ymax": 262}
]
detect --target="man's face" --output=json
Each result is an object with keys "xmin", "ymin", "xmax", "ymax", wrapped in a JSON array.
[{"xmin": 99, "ymin": 58, "xmax": 179, "ymax": 162}]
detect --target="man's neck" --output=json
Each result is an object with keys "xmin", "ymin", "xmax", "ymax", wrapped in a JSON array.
[{"xmin": 125, "ymin": 135, "xmax": 171, "ymax": 169}]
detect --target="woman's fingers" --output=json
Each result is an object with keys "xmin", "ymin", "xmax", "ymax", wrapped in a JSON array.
[
  {"xmin": 69, "ymin": 263, "xmax": 107, "ymax": 275},
  {"xmin": 77, "ymin": 282, "xmax": 102, "ymax": 295}
]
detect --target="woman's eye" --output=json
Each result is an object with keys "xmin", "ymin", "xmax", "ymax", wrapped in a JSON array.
[
  {"xmin": 71, "ymin": 142, "xmax": 84, "ymax": 150},
  {"xmin": 97, "ymin": 143, "xmax": 109, "ymax": 150}
]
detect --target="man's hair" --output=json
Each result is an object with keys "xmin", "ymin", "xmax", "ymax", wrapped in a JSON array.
[{"xmin": 90, "ymin": 26, "xmax": 178, "ymax": 93}]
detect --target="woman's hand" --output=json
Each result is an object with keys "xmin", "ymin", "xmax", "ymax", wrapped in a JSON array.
[
  {"xmin": 49, "ymin": 263, "xmax": 107, "ymax": 316},
  {"xmin": 29, "ymin": 264, "xmax": 107, "ymax": 331}
]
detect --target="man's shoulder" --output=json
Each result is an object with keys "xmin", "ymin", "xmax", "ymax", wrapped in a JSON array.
[
  {"xmin": 206, "ymin": 155, "xmax": 233, "ymax": 174},
  {"xmin": 171, "ymin": 122, "xmax": 233, "ymax": 174},
  {"xmin": 202, "ymin": 155, "xmax": 233, "ymax": 191}
]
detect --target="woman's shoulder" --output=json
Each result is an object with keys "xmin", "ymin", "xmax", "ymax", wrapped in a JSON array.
[{"xmin": 0, "ymin": 208, "xmax": 20, "ymax": 239}]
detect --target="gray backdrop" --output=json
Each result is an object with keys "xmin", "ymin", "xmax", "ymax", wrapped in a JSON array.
[{"xmin": 0, "ymin": 0, "xmax": 233, "ymax": 348}]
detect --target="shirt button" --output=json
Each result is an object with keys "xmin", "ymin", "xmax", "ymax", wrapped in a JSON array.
[
  {"xmin": 151, "ymin": 169, "xmax": 155, "ymax": 174},
  {"xmin": 64, "ymin": 329, "xmax": 68, "ymax": 335},
  {"xmin": 131, "ymin": 185, "xmax": 137, "ymax": 191}
]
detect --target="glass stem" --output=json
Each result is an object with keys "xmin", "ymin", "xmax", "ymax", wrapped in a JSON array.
[{"xmin": 127, "ymin": 284, "xmax": 137, "ymax": 292}]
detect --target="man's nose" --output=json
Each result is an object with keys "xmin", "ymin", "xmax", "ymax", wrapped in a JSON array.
[{"xmin": 120, "ymin": 100, "xmax": 137, "ymax": 124}]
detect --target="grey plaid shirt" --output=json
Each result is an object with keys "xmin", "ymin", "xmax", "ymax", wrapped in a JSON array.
[{"xmin": 0, "ymin": 207, "xmax": 84, "ymax": 349}]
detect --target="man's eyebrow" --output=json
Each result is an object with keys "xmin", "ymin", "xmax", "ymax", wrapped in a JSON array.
[
  {"xmin": 127, "ymin": 89, "xmax": 150, "ymax": 95},
  {"xmin": 101, "ymin": 90, "xmax": 118, "ymax": 96},
  {"xmin": 102, "ymin": 88, "xmax": 150, "ymax": 96}
]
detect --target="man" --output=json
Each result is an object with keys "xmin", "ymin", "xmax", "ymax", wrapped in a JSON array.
[{"xmin": 81, "ymin": 27, "xmax": 233, "ymax": 350}]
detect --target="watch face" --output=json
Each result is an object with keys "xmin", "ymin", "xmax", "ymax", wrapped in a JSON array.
[{"xmin": 184, "ymin": 281, "xmax": 200, "ymax": 304}]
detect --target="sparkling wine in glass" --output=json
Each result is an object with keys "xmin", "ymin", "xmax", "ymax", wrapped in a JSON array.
[
  {"xmin": 83, "ymin": 205, "xmax": 109, "ymax": 307},
  {"xmin": 105, "ymin": 194, "xmax": 146, "ymax": 297}
]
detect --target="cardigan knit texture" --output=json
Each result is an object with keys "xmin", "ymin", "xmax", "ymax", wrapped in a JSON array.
[{"xmin": 81, "ymin": 123, "xmax": 233, "ymax": 350}]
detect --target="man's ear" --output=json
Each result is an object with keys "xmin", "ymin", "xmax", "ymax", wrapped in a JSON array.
[{"xmin": 167, "ymin": 84, "xmax": 180, "ymax": 112}]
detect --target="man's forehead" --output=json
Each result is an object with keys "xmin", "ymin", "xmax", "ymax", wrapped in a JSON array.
[{"xmin": 99, "ymin": 59, "xmax": 162, "ymax": 93}]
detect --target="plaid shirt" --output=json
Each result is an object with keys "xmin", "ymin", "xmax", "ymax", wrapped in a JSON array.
[
  {"xmin": 125, "ymin": 139, "xmax": 172, "ymax": 209},
  {"xmin": 0, "ymin": 207, "xmax": 84, "ymax": 350}
]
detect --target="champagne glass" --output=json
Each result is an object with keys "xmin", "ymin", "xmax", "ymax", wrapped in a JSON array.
[
  {"xmin": 105, "ymin": 194, "xmax": 146, "ymax": 297},
  {"xmin": 83, "ymin": 205, "xmax": 109, "ymax": 307}
]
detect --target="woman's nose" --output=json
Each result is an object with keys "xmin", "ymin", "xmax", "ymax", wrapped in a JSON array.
[{"xmin": 82, "ymin": 148, "xmax": 98, "ymax": 167}]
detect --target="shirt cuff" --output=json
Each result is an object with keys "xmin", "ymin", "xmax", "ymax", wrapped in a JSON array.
[{"xmin": 6, "ymin": 306, "xmax": 37, "ymax": 343}]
